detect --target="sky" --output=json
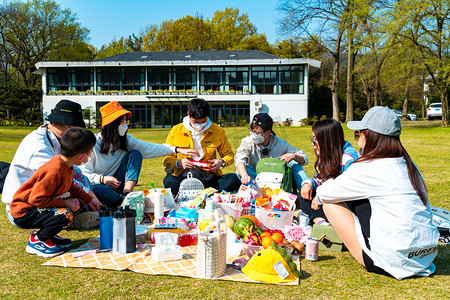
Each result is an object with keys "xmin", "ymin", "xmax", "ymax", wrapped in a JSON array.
[{"xmin": 52, "ymin": 0, "xmax": 285, "ymax": 49}]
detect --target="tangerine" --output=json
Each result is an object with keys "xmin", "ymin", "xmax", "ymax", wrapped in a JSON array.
[
  {"xmin": 261, "ymin": 236, "xmax": 274, "ymax": 249},
  {"xmin": 271, "ymin": 232, "xmax": 284, "ymax": 245},
  {"xmin": 260, "ymin": 232, "xmax": 271, "ymax": 239}
]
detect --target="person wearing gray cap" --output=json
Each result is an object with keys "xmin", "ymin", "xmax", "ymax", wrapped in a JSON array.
[
  {"xmin": 2, "ymin": 100, "xmax": 101, "ymax": 231},
  {"xmin": 311, "ymin": 106, "xmax": 439, "ymax": 279}
]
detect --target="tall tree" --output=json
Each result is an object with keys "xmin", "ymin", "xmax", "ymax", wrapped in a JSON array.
[
  {"xmin": 0, "ymin": 0, "xmax": 90, "ymax": 86},
  {"xmin": 279, "ymin": 0, "xmax": 351, "ymax": 121}
]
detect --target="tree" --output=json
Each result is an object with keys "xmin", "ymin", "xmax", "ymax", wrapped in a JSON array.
[
  {"xmin": 0, "ymin": 0, "xmax": 90, "ymax": 87},
  {"xmin": 279, "ymin": 0, "xmax": 351, "ymax": 121},
  {"xmin": 392, "ymin": 0, "xmax": 450, "ymax": 126}
]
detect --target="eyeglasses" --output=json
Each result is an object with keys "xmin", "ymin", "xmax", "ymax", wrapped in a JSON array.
[
  {"xmin": 354, "ymin": 131, "xmax": 360, "ymax": 141},
  {"xmin": 310, "ymin": 136, "xmax": 317, "ymax": 145},
  {"xmin": 249, "ymin": 129, "xmax": 265, "ymax": 135}
]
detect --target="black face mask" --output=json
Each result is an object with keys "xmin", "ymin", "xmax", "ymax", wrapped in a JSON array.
[{"xmin": 262, "ymin": 148, "xmax": 269, "ymax": 156}]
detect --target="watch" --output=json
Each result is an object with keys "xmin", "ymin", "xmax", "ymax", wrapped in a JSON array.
[
  {"xmin": 221, "ymin": 159, "xmax": 226, "ymax": 168},
  {"xmin": 174, "ymin": 146, "xmax": 178, "ymax": 153}
]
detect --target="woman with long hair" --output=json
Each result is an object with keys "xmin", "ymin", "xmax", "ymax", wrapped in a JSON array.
[
  {"xmin": 313, "ymin": 107, "xmax": 439, "ymax": 279},
  {"xmin": 300, "ymin": 119, "xmax": 359, "ymax": 225},
  {"xmin": 80, "ymin": 101, "xmax": 197, "ymax": 208}
]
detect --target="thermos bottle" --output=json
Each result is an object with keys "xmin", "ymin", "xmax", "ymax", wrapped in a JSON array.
[
  {"xmin": 125, "ymin": 206, "xmax": 136, "ymax": 253},
  {"xmin": 112, "ymin": 207, "xmax": 127, "ymax": 254},
  {"xmin": 99, "ymin": 205, "xmax": 113, "ymax": 250}
]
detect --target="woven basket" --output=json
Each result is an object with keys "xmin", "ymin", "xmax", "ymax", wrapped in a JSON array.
[
  {"xmin": 196, "ymin": 209, "xmax": 227, "ymax": 279},
  {"xmin": 176, "ymin": 172, "xmax": 204, "ymax": 204}
]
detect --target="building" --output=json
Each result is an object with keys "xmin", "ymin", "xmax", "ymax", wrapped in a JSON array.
[{"xmin": 34, "ymin": 50, "xmax": 321, "ymax": 128}]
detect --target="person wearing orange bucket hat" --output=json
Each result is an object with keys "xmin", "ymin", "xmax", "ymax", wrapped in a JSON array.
[{"xmin": 79, "ymin": 101, "xmax": 198, "ymax": 208}]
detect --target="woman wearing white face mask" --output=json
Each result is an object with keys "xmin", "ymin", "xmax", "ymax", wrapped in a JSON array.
[
  {"xmin": 79, "ymin": 101, "xmax": 198, "ymax": 208},
  {"xmin": 235, "ymin": 113, "xmax": 309, "ymax": 187}
]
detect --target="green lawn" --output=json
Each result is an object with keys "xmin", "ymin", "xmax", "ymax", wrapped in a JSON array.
[{"xmin": 0, "ymin": 122, "xmax": 448, "ymax": 299}]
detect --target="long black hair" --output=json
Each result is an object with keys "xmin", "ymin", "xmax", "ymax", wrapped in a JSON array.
[
  {"xmin": 312, "ymin": 119, "xmax": 345, "ymax": 181},
  {"xmin": 100, "ymin": 117, "xmax": 128, "ymax": 155}
]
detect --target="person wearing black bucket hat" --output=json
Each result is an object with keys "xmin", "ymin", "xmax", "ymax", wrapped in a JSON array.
[
  {"xmin": 3, "ymin": 100, "xmax": 100, "ymax": 230},
  {"xmin": 235, "ymin": 113, "xmax": 309, "ymax": 191}
]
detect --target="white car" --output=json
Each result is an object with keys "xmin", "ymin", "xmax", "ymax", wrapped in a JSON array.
[
  {"xmin": 427, "ymin": 103, "xmax": 442, "ymax": 120},
  {"xmin": 392, "ymin": 110, "xmax": 417, "ymax": 121}
]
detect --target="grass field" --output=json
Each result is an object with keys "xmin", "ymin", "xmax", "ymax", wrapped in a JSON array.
[{"xmin": 0, "ymin": 121, "xmax": 448, "ymax": 299}]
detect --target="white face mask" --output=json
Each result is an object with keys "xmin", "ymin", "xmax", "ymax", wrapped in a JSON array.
[
  {"xmin": 118, "ymin": 124, "xmax": 128, "ymax": 136},
  {"xmin": 250, "ymin": 132, "xmax": 265, "ymax": 144},
  {"xmin": 191, "ymin": 122, "xmax": 206, "ymax": 131}
]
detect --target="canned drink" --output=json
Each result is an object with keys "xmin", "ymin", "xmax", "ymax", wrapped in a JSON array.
[
  {"xmin": 298, "ymin": 212, "xmax": 310, "ymax": 228},
  {"xmin": 305, "ymin": 238, "xmax": 319, "ymax": 261}
]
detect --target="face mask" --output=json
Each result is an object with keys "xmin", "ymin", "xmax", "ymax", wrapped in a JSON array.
[
  {"xmin": 191, "ymin": 122, "xmax": 206, "ymax": 131},
  {"xmin": 250, "ymin": 132, "xmax": 265, "ymax": 144},
  {"xmin": 118, "ymin": 124, "xmax": 128, "ymax": 136}
]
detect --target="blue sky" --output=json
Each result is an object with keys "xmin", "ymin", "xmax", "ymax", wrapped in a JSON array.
[{"xmin": 53, "ymin": 0, "xmax": 285, "ymax": 49}]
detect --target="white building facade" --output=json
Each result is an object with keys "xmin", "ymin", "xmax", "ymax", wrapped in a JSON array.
[{"xmin": 34, "ymin": 50, "xmax": 321, "ymax": 128}]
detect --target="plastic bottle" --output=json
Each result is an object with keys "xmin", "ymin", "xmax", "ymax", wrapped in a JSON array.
[
  {"xmin": 153, "ymin": 192, "xmax": 165, "ymax": 220},
  {"xmin": 204, "ymin": 200, "xmax": 215, "ymax": 222},
  {"xmin": 248, "ymin": 180, "xmax": 257, "ymax": 215},
  {"xmin": 112, "ymin": 207, "xmax": 127, "ymax": 254},
  {"xmin": 125, "ymin": 206, "xmax": 136, "ymax": 253},
  {"xmin": 99, "ymin": 205, "xmax": 113, "ymax": 250}
]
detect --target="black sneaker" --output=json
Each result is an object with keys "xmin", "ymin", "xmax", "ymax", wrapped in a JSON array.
[{"xmin": 51, "ymin": 234, "xmax": 72, "ymax": 248}]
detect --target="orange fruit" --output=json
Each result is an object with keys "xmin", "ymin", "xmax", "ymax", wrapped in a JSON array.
[
  {"xmin": 261, "ymin": 236, "xmax": 274, "ymax": 249},
  {"xmin": 271, "ymin": 232, "xmax": 284, "ymax": 245},
  {"xmin": 260, "ymin": 232, "xmax": 271, "ymax": 239}
]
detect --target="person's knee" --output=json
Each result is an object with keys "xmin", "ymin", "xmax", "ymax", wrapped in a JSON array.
[{"xmin": 128, "ymin": 149, "xmax": 143, "ymax": 162}]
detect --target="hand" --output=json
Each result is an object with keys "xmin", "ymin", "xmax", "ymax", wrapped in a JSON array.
[
  {"xmin": 240, "ymin": 174, "xmax": 252, "ymax": 184},
  {"xmin": 65, "ymin": 198, "xmax": 81, "ymax": 212},
  {"xmin": 279, "ymin": 153, "xmax": 296, "ymax": 163},
  {"xmin": 311, "ymin": 197, "xmax": 321, "ymax": 210},
  {"xmin": 208, "ymin": 159, "xmax": 224, "ymax": 172},
  {"xmin": 180, "ymin": 158, "xmax": 195, "ymax": 169},
  {"xmin": 87, "ymin": 198, "xmax": 102, "ymax": 212},
  {"xmin": 177, "ymin": 148, "xmax": 199, "ymax": 157},
  {"xmin": 301, "ymin": 183, "xmax": 313, "ymax": 201},
  {"xmin": 103, "ymin": 176, "xmax": 121, "ymax": 189}
]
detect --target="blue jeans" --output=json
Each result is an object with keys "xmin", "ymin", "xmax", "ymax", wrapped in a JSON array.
[
  {"xmin": 236, "ymin": 161, "xmax": 308, "ymax": 192},
  {"xmin": 92, "ymin": 150, "xmax": 143, "ymax": 208}
]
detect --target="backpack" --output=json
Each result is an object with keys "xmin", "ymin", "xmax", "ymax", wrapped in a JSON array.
[{"xmin": 255, "ymin": 158, "xmax": 293, "ymax": 193}]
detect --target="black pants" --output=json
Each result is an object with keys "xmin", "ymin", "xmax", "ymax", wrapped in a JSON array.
[
  {"xmin": 14, "ymin": 207, "xmax": 73, "ymax": 241},
  {"xmin": 163, "ymin": 173, "xmax": 241, "ymax": 196},
  {"xmin": 297, "ymin": 191, "xmax": 327, "ymax": 224}
]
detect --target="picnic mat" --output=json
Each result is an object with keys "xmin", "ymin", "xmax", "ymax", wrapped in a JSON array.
[{"xmin": 44, "ymin": 238, "xmax": 300, "ymax": 285}]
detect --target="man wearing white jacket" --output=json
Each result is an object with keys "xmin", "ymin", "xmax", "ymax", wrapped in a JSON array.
[{"xmin": 312, "ymin": 107, "xmax": 439, "ymax": 279}]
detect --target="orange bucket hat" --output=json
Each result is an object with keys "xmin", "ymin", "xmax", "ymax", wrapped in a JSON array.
[{"xmin": 100, "ymin": 101, "xmax": 131, "ymax": 128}]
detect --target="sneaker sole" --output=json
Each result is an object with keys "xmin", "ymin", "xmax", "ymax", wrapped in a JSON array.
[
  {"xmin": 26, "ymin": 245, "xmax": 63, "ymax": 258},
  {"xmin": 68, "ymin": 212, "xmax": 100, "ymax": 229}
]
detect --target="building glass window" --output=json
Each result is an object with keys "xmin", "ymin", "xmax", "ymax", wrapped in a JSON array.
[
  {"xmin": 200, "ymin": 67, "xmax": 223, "ymax": 92},
  {"xmin": 97, "ymin": 68, "xmax": 121, "ymax": 91},
  {"xmin": 47, "ymin": 68, "xmax": 93, "ymax": 92},
  {"xmin": 251, "ymin": 65, "xmax": 304, "ymax": 94},
  {"xmin": 224, "ymin": 67, "xmax": 249, "ymax": 92},
  {"xmin": 148, "ymin": 67, "xmax": 170, "ymax": 91},
  {"xmin": 172, "ymin": 67, "xmax": 196, "ymax": 91},
  {"xmin": 122, "ymin": 68, "xmax": 145, "ymax": 91}
]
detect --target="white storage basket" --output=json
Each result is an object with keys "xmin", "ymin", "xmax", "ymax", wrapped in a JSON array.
[
  {"xmin": 255, "ymin": 206, "xmax": 294, "ymax": 230},
  {"xmin": 216, "ymin": 202, "xmax": 242, "ymax": 220},
  {"xmin": 196, "ymin": 209, "xmax": 227, "ymax": 279}
]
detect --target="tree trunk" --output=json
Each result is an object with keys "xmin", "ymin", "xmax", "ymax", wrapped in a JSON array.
[
  {"xmin": 402, "ymin": 85, "xmax": 410, "ymax": 121},
  {"xmin": 331, "ymin": 55, "xmax": 340, "ymax": 121},
  {"xmin": 441, "ymin": 92, "xmax": 449, "ymax": 127},
  {"xmin": 346, "ymin": 38, "xmax": 354, "ymax": 123}
]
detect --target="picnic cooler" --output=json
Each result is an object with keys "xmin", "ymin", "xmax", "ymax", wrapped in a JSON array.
[
  {"xmin": 310, "ymin": 224, "xmax": 345, "ymax": 252},
  {"xmin": 196, "ymin": 209, "xmax": 227, "ymax": 279},
  {"xmin": 255, "ymin": 206, "xmax": 294, "ymax": 230}
]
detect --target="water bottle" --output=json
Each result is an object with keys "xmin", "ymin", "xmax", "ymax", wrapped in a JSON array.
[
  {"xmin": 153, "ymin": 192, "xmax": 165, "ymax": 220},
  {"xmin": 248, "ymin": 180, "xmax": 257, "ymax": 215},
  {"xmin": 99, "ymin": 205, "xmax": 113, "ymax": 250},
  {"xmin": 112, "ymin": 207, "xmax": 127, "ymax": 254},
  {"xmin": 125, "ymin": 206, "xmax": 136, "ymax": 253}
]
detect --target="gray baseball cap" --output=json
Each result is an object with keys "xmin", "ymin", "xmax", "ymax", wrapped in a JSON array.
[{"xmin": 347, "ymin": 106, "xmax": 401, "ymax": 136}]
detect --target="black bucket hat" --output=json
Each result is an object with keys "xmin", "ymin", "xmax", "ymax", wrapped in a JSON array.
[{"xmin": 46, "ymin": 100, "xmax": 86, "ymax": 128}]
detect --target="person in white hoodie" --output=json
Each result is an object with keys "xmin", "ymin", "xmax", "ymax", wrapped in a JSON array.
[
  {"xmin": 312, "ymin": 107, "xmax": 439, "ymax": 279},
  {"xmin": 79, "ymin": 101, "xmax": 197, "ymax": 208}
]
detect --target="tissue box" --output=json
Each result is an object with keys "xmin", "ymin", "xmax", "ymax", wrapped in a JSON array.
[{"xmin": 152, "ymin": 245, "xmax": 183, "ymax": 262}]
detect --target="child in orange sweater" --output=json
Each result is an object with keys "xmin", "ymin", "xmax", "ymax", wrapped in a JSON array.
[{"xmin": 11, "ymin": 128, "xmax": 101, "ymax": 257}]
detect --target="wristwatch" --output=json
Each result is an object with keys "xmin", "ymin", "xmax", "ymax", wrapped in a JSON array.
[
  {"xmin": 221, "ymin": 159, "xmax": 226, "ymax": 168},
  {"xmin": 174, "ymin": 146, "xmax": 178, "ymax": 153}
]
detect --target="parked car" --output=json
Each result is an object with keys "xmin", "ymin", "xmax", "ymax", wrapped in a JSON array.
[
  {"xmin": 392, "ymin": 109, "xmax": 417, "ymax": 121},
  {"xmin": 427, "ymin": 103, "xmax": 442, "ymax": 120}
]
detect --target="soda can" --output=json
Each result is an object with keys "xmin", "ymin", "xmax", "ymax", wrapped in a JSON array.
[
  {"xmin": 298, "ymin": 212, "xmax": 310, "ymax": 228},
  {"xmin": 305, "ymin": 238, "xmax": 319, "ymax": 261}
]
